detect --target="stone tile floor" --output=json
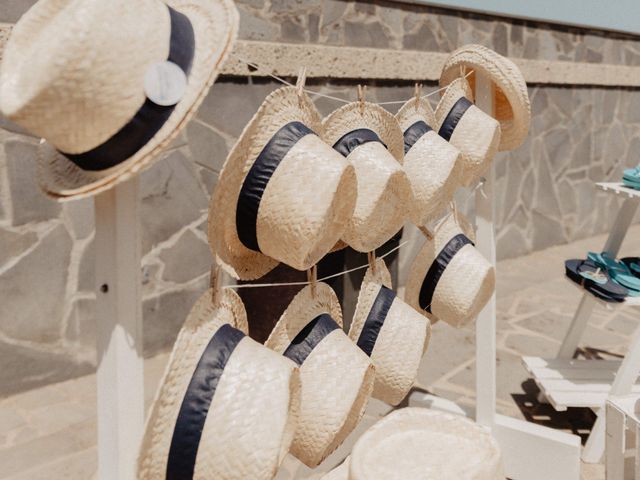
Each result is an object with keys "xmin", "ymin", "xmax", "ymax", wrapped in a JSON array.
[{"xmin": 2, "ymin": 225, "xmax": 640, "ymax": 479}]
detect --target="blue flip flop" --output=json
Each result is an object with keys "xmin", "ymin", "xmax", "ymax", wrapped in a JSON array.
[
  {"xmin": 565, "ymin": 259, "xmax": 627, "ymax": 302},
  {"xmin": 588, "ymin": 252, "xmax": 640, "ymax": 295}
]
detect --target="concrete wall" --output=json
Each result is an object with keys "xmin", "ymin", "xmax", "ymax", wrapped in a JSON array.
[{"xmin": 1, "ymin": 0, "xmax": 639, "ymax": 396}]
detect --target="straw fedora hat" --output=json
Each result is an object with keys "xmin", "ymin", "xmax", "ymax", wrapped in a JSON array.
[
  {"xmin": 265, "ymin": 282, "xmax": 375, "ymax": 467},
  {"xmin": 209, "ymin": 84, "xmax": 357, "ymax": 280},
  {"xmin": 322, "ymin": 408, "xmax": 505, "ymax": 480},
  {"xmin": 440, "ymin": 44, "xmax": 531, "ymax": 151},
  {"xmin": 322, "ymin": 97, "xmax": 411, "ymax": 253},
  {"xmin": 138, "ymin": 287, "xmax": 301, "ymax": 480},
  {"xmin": 348, "ymin": 258, "xmax": 431, "ymax": 405},
  {"xmin": 0, "ymin": 0, "xmax": 238, "ymax": 200},
  {"xmin": 434, "ymin": 77, "xmax": 501, "ymax": 186},
  {"xmin": 395, "ymin": 92, "xmax": 462, "ymax": 225},
  {"xmin": 404, "ymin": 212, "xmax": 495, "ymax": 327}
]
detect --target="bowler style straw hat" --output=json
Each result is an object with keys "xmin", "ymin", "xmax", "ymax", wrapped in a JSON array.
[
  {"xmin": 348, "ymin": 258, "xmax": 431, "ymax": 405},
  {"xmin": 434, "ymin": 77, "xmax": 501, "ymax": 186},
  {"xmin": 405, "ymin": 212, "xmax": 495, "ymax": 327},
  {"xmin": 265, "ymin": 282, "xmax": 375, "ymax": 467},
  {"xmin": 322, "ymin": 98, "xmax": 411, "ymax": 253},
  {"xmin": 395, "ymin": 93, "xmax": 462, "ymax": 225},
  {"xmin": 0, "ymin": 0, "xmax": 238, "ymax": 200},
  {"xmin": 138, "ymin": 287, "xmax": 301, "ymax": 480},
  {"xmin": 440, "ymin": 44, "xmax": 531, "ymax": 151},
  {"xmin": 209, "ymin": 83, "xmax": 357, "ymax": 280}
]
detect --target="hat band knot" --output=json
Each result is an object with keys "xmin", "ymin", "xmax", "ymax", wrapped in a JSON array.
[
  {"xmin": 59, "ymin": 5, "xmax": 195, "ymax": 171},
  {"xmin": 236, "ymin": 121, "xmax": 315, "ymax": 252},
  {"xmin": 403, "ymin": 120, "xmax": 432, "ymax": 154},
  {"xmin": 332, "ymin": 128, "xmax": 387, "ymax": 157},
  {"xmin": 356, "ymin": 285, "xmax": 396, "ymax": 356},
  {"xmin": 437, "ymin": 97, "xmax": 473, "ymax": 142},
  {"xmin": 166, "ymin": 324, "xmax": 245, "ymax": 480},
  {"xmin": 283, "ymin": 313, "xmax": 339, "ymax": 366},
  {"xmin": 419, "ymin": 233, "xmax": 474, "ymax": 312}
]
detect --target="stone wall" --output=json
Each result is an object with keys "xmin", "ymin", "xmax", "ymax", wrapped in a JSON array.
[{"xmin": 1, "ymin": 0, "xmax": 639, "ymax": 395}]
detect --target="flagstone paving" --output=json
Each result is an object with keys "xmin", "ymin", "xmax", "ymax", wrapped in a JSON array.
[{"xmin": 2, "ymin": 225, "xmax": 640, "ymax": 479}]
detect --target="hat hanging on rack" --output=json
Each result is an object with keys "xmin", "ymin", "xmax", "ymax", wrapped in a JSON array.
[
  {"xmin": 440, "ymin": 44, "xmax": 531, "ymax": 151},
  {"xmin": 265, "ymin": 281, "xmax": 374, "ymax": 467},
  {"xmin": 404, "ymin": 210, "xmax": 495, "ymax": 327},
  {"xmin": 322, "ymin": 87, "xmax": 411, "ymax": 253},
  {"xmin": 208, "ymin": 75, "xmax": 357, "ymax": 280},
  {"xmin": 0, "ymin": 0, "xmax": 238, "ymax": 200},
  {"xmin": 138, "ymin": 274, "xmax": 301, "ymax": 480},
  {"xmin": 434, "ymin": 77, "xmax": 501, "ymax": 186},
  {"xmin": 395, "ymin": 86, "xmax": 462, "ymax": 225},
  {"xmin": 348, "ymin": 256, "xmax": 431, "ymax": 406}
]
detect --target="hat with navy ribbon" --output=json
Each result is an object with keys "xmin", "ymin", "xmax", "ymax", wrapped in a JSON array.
[
  {"xmin": 395, "ymin": 90, "xmax": 462, "ymax": 226},
  {"xmin": 434, "ymin": 77, "xmax": 501, "ymax": 187},
  {"xmin": 138, "ymin": 287, "xmax": 301, "ymax": 480},
  {"xmin": 348, "ymin": 258, "xmax": 431, "ymax": 406},
  {"xmin": 208, "ymin": 82, "xmax": 357, "ymax": 280},
  {"xmin": 265, "ymin": 282, "xmax": 374, "ymax": 467},
  {"xmin": 0, "ymin": 0, "xmax": 238, "ymax": 200},
  {"xmin": 322, "ymin": 96, "xmax": 411, "ymax": 253},
  {"xmin": 404, "ymin": 212, "xmax": 495, "ymax": 327}
]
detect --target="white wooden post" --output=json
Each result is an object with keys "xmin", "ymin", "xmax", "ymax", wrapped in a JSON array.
[
  {"xmin": 605, "ymin": 403, "xmax": 625, "ymax": 480},
  {"xmin": 94, "ymin": 177, "xmax": 145, "ymax": 480}
]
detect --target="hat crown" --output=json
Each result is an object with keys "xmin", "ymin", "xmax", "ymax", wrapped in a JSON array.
[{"xmin": 0, "ymin": 0, "xmax": 171, "ymax": 153}]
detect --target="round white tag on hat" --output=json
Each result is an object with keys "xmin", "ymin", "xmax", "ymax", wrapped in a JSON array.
[{"xmin": 144, "ymin": 61, "xmax": 187, "ymax": 106}]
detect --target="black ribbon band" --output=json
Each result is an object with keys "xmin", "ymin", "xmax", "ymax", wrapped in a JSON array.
[
  {"xmin": 283, "ymin": 313, "xmax": 340, "ymax": 366},
  {"xmin": 437, "ymin": 97, "xmax": 473, "ymax": 142},
  {"xmin": 60, "ymin": 6, "xmax": 195, "ymax": 171},
  {"xmin": 403, "ymin": 121, "xmax": 433, "ymax": 154},
  {"xmin": 236, "ymin": 121, "xmax": 314, "ymax": 252},
  {"xmin": 356, "ymin": 285, "xmax": 396, "ymax": 356},
  {"xmin": 166, "ymin": 324, "xmax": 245, "ymax": 480},
  {"xmin": 332, "ymin": 128, "xmax": 387, "ymax": 157},
  {"xmin": 419, "ymin": 233, "xmax": 474, "ymax": 312}
]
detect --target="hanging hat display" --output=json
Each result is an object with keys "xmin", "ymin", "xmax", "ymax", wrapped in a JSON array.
[
  {"xmin": 0, "ymin": 0, "xmax": 239, "ymax": 200},
  {"xmin": 138, "ymin": 286, "xmax": 300, "ymax": 480},
  {"xmin": 322, "ymin": 90, "xmax": 411, "ymax": 253},
  {"xmin": 404, "ymin": 212, "xmax": 495, "ymax": 327},
  {"xmin": 348, "ymin": 257, "xmax": 431, "ymax": 406},
  {"xmin": 208, "ymin": 84, "xmax": 357, "ymax": 280},
  {"xmin": 434, "ymin": 77, "xmax": 501, "ymax": 186},
  {"xmin": 395, "ymin": 89, "xmax": 462, "ymax": 225},
  {"xmin": 440, "ymin": 44, "xmax": 531, "ymax": 151},
  {"xmin": 265, "ymin": 281, "xmax": 375, "ymax": 467}
]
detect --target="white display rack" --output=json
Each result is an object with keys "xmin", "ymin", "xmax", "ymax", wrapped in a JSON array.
[{"xmin": 606, "ymin": 394, "xmax": 640, "ymax": 480}]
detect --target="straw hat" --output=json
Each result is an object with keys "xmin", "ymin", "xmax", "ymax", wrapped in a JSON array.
[
  {"xmin": 323, "ymin": 408, "xmax": 505, "ymax": 480},
  {"xmin": 348, "ymin": 258, "xmax": 431, "ymax": 405},
  {"xmin": 434, "ymin": 77, "xmax": 500, "ymax": 186},
  {"xmin": 395, "ymin": 93, "xmax": 462, "ymax": 225},
  {"xmin": 138, "ymin": 287, "xmax": 301, "ymax": 480},
  {"xmin": 265, "ymin": 282, "xmax": 375, "ymax": 467},
  {"xmin": 0, "ymin": 0, "xmax": 238, "ymax": 200},
  {"xmin": 209, "ymin": 85, "xmax": 357, "ymax": 280},
  {"xmin": 322, "ymin": 99, "xmax": 411, "ymax": 253},
  {"xmin": 440, "ymin": 44, "xmax": 531, "ymax": 151},
  {"xmin": 404, "ymin": 212, "xmax": 495, "ymax": 327}
]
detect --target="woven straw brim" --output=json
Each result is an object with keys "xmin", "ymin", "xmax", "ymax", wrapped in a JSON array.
[
  {"xmin": 138, "ymin": 288, "xmax": 301, "ymax": 479},
  {"xmin": 209, "ymin": 86, "xmax": 357, "ymax": 280},
  {"xmin": 404, "ymin": 213, "xmax": 495, "ymax": 327},
  {"xmin": 440, "ymin": 44, "xmax": 530, "ymax": 152},
  {"xmin": 349, "ymin": 259, "xmax": 431, "ymax": 405},
  {"xmin": 36, "ymin": 0, "xmax": 238, "ymax": 200},
  {"xmin": 266, "ymin": 283, "xmax": 375, "ymax": 467},
  {"xmin": 349, "ymin": 408, "xmax": 505, "ymax": 480}
]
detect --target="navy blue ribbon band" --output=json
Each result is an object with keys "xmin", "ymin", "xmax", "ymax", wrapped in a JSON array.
[
  {"xmin": 356, "ymin": 285, "xmax": 396, "ymax": 356},
  {"xmin": 166, "ymin": 324, "xmax": 245, "ymax": 480},
  {"xmin": 403, "ymin": 121, "xmax": 432, "ymax": 154},
  {"xmin": 283, "ymin": 313, "xmax": 340, "ymax": 366},
  {"xmin": 60, "ymin": 6, "xmax": 195, "ymax": 171},
  {"xmin": 437, "ymin": 97, "xmax": 473, "ymax": 142},
  {"xmin": 419, "ymin": 233, "xmax": 474, "ymax": 312},
  {"xmin": 236, "ymin": 121, "xmax": 314, "ymax": 252},
  {"xmin": 332, "ymin": 128, "xmax": 387, "ymax": 157}
]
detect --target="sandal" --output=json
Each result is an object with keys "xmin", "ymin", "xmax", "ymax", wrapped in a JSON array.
[{"xmin": 565, "ymin": 259, "xmax": 627, "ymax": 302}]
